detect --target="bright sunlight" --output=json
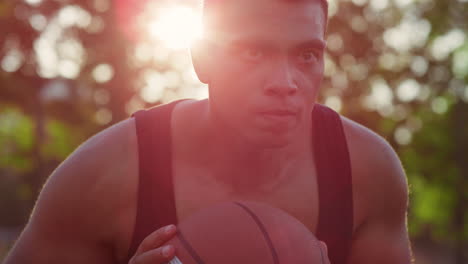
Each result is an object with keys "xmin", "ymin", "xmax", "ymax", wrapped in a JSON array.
[{"xmin": 147, "ymin": 5, "xmax": 203, "ymax": 50}]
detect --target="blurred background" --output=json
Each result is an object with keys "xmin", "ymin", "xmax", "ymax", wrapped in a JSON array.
[{"xmin": 0, "ymin": 0, "xmax": 467, "ymax": 263}]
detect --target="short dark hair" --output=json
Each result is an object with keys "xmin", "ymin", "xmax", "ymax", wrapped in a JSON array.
[{"xmin": 201, "ymin": 0, "xmax": 329, "ymax": 31}]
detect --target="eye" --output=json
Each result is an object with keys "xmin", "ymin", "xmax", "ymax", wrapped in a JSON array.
[
  {"xmin": 298, "ymin": 49, "xmax": 319, "ymax": 64},
  {"xmin": 240, "ymin": 47, "xmax": 264, "ymax": 61}
]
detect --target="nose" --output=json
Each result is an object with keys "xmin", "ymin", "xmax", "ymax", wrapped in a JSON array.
[{"xmin": 263, "ymin": 58, "xmax": 298, "ymax": 97}]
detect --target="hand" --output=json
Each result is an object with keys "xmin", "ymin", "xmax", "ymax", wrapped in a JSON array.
[
  {"xmin": 318, "ymin": 241, "xmax": 331, "ymax": 264},
  {"xmin": 128, "ymin": 224, "xmax": 177, "ymax": 264}
]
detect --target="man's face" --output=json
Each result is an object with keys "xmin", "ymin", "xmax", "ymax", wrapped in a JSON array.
[{"xmin": 200, "ymin": 0, "xmax": 326, "ymax": 148}]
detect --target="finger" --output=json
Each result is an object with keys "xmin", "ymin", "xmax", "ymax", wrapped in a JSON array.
[
  {"xmin": 130, "ymin": 245, "xmax": 176, "ymax": 264},
  {"xmin": 319, "ymin": 241, "xmax": 328, "ymax": 254},
  {"xmin": 318, "ymin": 241, "xmax": 331, "ymax": 264},
  {"xmin": 135, "ymin": 224, "xmax": 177, "ymax": 256}
]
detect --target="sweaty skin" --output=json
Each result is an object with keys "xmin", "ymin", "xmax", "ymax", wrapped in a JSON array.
[{"xmin": 4, "ymin": 0, "xmax": 412, "ymax": 263}]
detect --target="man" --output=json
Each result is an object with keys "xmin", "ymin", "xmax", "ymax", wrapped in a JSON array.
[{"xmin": 4, "ymin": 0, "xmax": 413, "ymax": 263}]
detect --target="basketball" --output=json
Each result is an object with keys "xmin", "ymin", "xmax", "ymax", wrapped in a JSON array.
[{"xmin": 164, "ymin": 200, "xmax": 325, "ymax": 264}]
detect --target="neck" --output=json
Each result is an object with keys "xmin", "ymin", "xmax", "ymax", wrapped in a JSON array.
[{"xmin": 197, "ymin": 101, "xmax": 313, "ymax": 195}]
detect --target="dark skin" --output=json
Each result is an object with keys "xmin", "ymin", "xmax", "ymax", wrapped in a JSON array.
[{"xmin": 4, "ymin": 0, "xmax": 412, "ymax": 263}]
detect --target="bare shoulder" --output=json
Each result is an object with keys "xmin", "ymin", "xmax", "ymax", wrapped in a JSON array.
[
  {"xmin": 340, "ymin": 116, "xmax": 408, "ymax": 225},
  {"xmin": 340, "ymin": 116, "xmax": 404, "ymax": 176},
  {"xmin": 4, "ymin": 118, "xmax": 139, "ymax": 264}
]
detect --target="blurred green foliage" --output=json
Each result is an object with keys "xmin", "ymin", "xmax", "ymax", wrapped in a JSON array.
[{"xmin": 0, "ymin": 107, "xmax": 34, "ymax": 172}]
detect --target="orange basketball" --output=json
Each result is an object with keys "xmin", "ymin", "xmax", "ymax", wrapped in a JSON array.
[{"xmin": 164, "ymin": 200, "xmax": 324, "ymax": 264}]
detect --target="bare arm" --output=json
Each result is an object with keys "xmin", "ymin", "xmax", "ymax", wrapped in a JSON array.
[
  {"xmin": 4, "ymin": 119, "xmax": 138, "ymax": 264},
  {"xmin": 343, "ymin": 117, "xmax": 413, "ymax": 264}
]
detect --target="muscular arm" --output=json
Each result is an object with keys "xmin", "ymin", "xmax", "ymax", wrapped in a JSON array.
[
  {"xmin": 4, "ymin": 119, "xmax": 138, "ymax": 264},
  {"xmin": 343, "ymin": 117, "xmax": 413, "ymax": 264}
]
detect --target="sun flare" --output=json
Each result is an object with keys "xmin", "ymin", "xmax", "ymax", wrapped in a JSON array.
[{"xmin": 147, "ymin": 5, "xmax": 203, "ymax": 50}]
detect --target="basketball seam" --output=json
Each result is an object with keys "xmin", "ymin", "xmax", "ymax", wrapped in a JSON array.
[
  {"xmin": 176, "ymin": 231, "xmax": 207, "ymax": 264},
  {"xmin": 233, "ymin": 202, "xmax": 280, "ymax": 264}
]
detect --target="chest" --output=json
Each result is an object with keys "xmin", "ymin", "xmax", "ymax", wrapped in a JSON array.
[{"xmin": 172, "ymin": 163, "xmax": 320, "ymax": 234}]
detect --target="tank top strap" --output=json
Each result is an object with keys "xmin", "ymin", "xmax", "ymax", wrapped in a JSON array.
[
  {"xmin": 312, "ymin": 104, "xmax": 354, "ymax": 264},
  {"xmin": 126, "ymin": 99, "xmax": 187, "ymax": 262}
]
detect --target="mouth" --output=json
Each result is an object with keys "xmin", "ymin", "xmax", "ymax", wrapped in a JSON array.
[{"xmin": 256, "ymin": 109, "xmax": 299, "ymax": 126}]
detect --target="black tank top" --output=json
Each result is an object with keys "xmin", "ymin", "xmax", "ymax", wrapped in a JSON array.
[{"xmin": 126, "ymin": 100, "xmax": 354, "ymax": 264}]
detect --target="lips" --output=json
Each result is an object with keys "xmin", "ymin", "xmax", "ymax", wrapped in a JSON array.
[{"xmin": 256, "ymin": 109, "xmax": 298, "ymax": 127}]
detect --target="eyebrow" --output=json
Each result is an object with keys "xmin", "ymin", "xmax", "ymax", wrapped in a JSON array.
[
  {"xmin": 295, "ymin": 40, "xmax": 326, "ymax": 51},
  {"xmin": 227, "ymin": 39, "xmax": 326, "ymax": 51},
  {"xmin": 228, "ymin": 39, "xmax": 269, "ymax": 49}
]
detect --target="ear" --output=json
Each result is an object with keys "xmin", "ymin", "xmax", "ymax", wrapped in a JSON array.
[{"xmin": 190, "ymin": 40, "xmax": 211, "ymax": 84}]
